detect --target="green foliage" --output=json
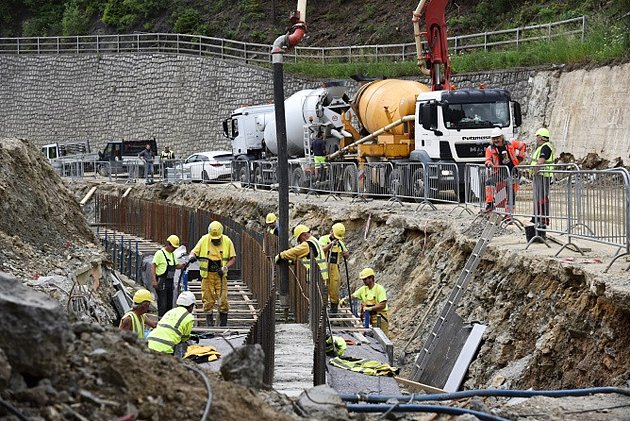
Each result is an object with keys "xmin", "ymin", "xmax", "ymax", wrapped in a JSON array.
[
  {"xmin": 22, "ymin": 3, "xmax": 64, "ymax": 37},
  {"xmin": 101, "ymin": 0, "xmax": 167, "ymax": 30},
  {"xmin": 285, "ymin": 21, "xmax": 629, "ymax": 79},
  {"xmin": 62, "ymin": 1, "xmax": 90, "ymax": 36},
  {"xmin": 173, "ymin": 7, "xmax": 208, "ymax": 35},
  {"xmin": 240, "ymin": 0, "xmax": 264, "ymax": 20}
]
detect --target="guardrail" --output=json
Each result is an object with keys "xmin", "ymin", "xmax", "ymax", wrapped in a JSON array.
[
  {"xmin": 465, "ymin": 164, "xmax": 630, "ymax": 270},
  {"xmin": 0, "ymin": 16, "xmax": 585, "ymax": 64}
]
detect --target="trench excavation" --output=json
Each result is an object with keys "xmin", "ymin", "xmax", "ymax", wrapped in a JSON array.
[{"xmin": 1, "ymin": 138, "xmax": 629, "ymax": 419}]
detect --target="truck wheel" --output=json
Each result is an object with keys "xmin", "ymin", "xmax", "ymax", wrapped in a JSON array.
[
  {"xmin": 389, "ymin": 169, "xmax": 402, "ymax": 197},
  {"xmin": 98, "ymin": 164, "xmax": 110, "ymax": 177},
  {"xmin": 253, "ymin": 166, "xmax": 265, "ymax": 188},
  {"xmin": 291, "ymin": 167, "xmax": 306, "ymax": 193},
  {"xmin": 238, "ymin": 166, "xmax": 250, "ymax": 187},
  {"xmin": 342, "ymin": 166, "xmax": 358, "ymax": 193},
  {"xmin": 412, "ymin": 168, "xmax": 426, "ymax": 202}
]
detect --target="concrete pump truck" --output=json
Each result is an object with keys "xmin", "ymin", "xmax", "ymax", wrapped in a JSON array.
[{"xmin": 223, "ymin": 0, "xmax": 522, "ymax": 200}]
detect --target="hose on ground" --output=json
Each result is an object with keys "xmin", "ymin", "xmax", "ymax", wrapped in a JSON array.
[
  {"xmin": 0, "ymin": 398, "xmax": 29, "ymax": 421},
  {"xmin": 346, "ymin": 403, "xmax": 508, "ymax": 421},
  {"xmin": 340, "ymin": 386, "xmax": 630, "ymax": 403},
  {"xmin": 185, "ymin": 365, "xmax": 213, "ymax": 421}
]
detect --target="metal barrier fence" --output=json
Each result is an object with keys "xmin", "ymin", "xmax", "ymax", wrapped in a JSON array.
[
  {"xmin": 97, "ymin": 228, "xmax": 142, "ymax": 281},
  {"xmin": 58, "ymin": 159, "xmax": 194, "ymax": 184},
  {"xmin": 309, "ymin": 259, "xmax": 328, "ymax": 386},
  {"xmin": 464, "ymin": 164, "xmax": 630, "ymax": 269},
  {"xmin": 0, "ymin": 16, "xmax": 585, "ymax": 64},
  {"xmin": 236, "ymin": 159, "xmax": 461, "ymax": 207},
  {"xmin": 242, "ymin": 230, "xmax": 276, "ymax": 386}
]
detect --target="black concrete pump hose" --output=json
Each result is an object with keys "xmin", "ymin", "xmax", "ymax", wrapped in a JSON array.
[
  {"xmin": 342, "ymin": 386, "xmax": 630, "ymax": 419},
  {"xmin": 185, "ymin": 365, "xmax": 213, "ymax": 421}
]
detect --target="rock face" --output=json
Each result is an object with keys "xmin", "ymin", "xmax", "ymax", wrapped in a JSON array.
[
  {"xmin": 295, "ymin": 385, "xmax": 348, "ymax": 421},
  {"xmin": 1, "ymin": 54, "xmax": 628, "ymax": 161},
  {"xmin": 0, "ymin": 272, "xmax": 72, "ymax": 378}
]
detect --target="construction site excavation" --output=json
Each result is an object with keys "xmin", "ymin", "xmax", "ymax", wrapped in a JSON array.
[{"xmin": 1, "ymin": 0, "xmax": 630, "ymax": 419}]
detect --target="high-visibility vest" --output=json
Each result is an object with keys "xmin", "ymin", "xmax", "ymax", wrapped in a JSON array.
[
  {"xmin": 326, "ymin": 336, "xmax": 347, "ymax": 357},
  {"xmin": 319, "ymin": 234, "xmax": 347, "ymax": 265},
  {"xmin": 120, "ymin": 311, "xmax": 146, "ymax": 339},
  {"xmin": 147, "ymin": 306, "xmax": 194, "ymax": 354},
  {"xmin": 195, "ymin": 234, "xmax": 233, "ymax": 278},
  {"xmin": 329, "ymin": 356, "xmax": 399, "ymax": 377},
  {"xmin": 530, "ymin": 141, "xmax": 555, "ymax": 176},
  {"xmin": 302, "ymin": 237, "xmax": 328, "ymax": 281}
]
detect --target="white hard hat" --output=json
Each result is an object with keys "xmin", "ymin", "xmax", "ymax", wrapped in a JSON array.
[
  {"xmin": 491, "ymin": 127, "xmax": 503, "ymax": 138},
  {"xmin": 176, "ymin": 291, "xmax": 196, "ymax": 306}
]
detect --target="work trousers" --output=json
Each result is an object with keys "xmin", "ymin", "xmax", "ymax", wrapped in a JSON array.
[
  {"xmin": 485, "ymin": 175, "xmax": 518, "ymax": 214},
  {"xmin": 533, "ymin": 175, "xmax": 551, "ymax": 226},
  {"xmin": 328, "ymin": 264, "xmax": 341, "ymax": 305},
  {"xmin": 201, "ymin": 272, "xmax": 229, "ymax": 313},
  {"xmin": 370, "ymin": 311, "xmax": 389, "ymax": 336},
  {"xmin": 156, "ymin": 277, "xmax": 174, "ymax": 317}
]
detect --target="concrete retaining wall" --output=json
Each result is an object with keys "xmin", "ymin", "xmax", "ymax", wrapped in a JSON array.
[{"xmin": 0, "ymin": 54, "xmax": 628, "ymax": 161}]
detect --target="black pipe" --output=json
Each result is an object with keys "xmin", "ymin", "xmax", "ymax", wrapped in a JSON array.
[
  {"xmin": 346, "ymin": 403, "xmax": 508, "ymax": 421},
  {"xmin": 272, "ymin": 40, "xmax": 289, "ymax": 300},
  {"xmin": 340, "ymin": 386, "xmax": 630, "ymax": 403}
]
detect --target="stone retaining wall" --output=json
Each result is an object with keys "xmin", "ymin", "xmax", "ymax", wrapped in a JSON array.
[{"xmin": 0, "ymin": 54, "xmax": 627, "ymax": 161}]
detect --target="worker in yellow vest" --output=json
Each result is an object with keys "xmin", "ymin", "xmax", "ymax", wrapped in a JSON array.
[
  {"xmin": 530, "ymin": 128, "xmax": 556, "ymax": 230},
  {"xmin": 189, "ymin": 221, "xmax": 236, "ymax": 327},
  {"xmin": 152, "ymin": 234, "xmax": 187, "ymax": 317},
  {"xmin": 274, "ymin": 224, "xmax": 328, "ymax": 282},
  {"xmin": 147, "ymin": 291, "xmax": 196, "ymax": 354},
  {"xmin": 265, "ymin": 213, "xmax": 279, "ymax": 235},
  {"xmin": 353, "ymin": 268, "xmax": 389, "ymax": 335},
  {"xmin": 319, "ymin": 223, "xmax": 349, "ymax": 314},
  {"xmin": 119, "ymin": 289, "xmax": 158, "ymax": 339}
]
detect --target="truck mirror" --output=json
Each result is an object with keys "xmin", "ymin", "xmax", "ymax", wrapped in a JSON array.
[
  {"xmin": 222, "ymin": 120, "xmax": 230, "ymax": 139},
  {"xmin": 513, "ymin": 101, "xmax": 522, "ymax": 127},
  {"xmin": 421, "ymin": 103, "xmax": 438, "ymax": 131}
]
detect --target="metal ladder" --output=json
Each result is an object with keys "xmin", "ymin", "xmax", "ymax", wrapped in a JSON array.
[
  {"xmin": 411, "ymin": 212, "xmax": 502, "ymax": 381},
  {"xmin": 302, "ymin": 125, "xmax": 312, "ymax": 159}
]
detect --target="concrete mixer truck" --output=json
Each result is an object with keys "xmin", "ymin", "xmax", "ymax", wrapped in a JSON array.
[
  {"xmin": 224, "ymin": 0, "xmax": 522, "ymax": 199},
  {"xmin": 224, "ymin": 83, "xmax": 353, "ymax": 187}
]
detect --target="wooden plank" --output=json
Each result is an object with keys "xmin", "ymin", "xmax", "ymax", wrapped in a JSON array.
[{"xmin": 394, "ymin": 376, "xmax": 447, "ymax": 394}]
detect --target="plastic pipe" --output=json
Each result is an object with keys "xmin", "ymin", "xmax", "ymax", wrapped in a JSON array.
[
  {"xmin": 346, "ymin": 403, "xmax": 507, "ymax": 421},
  {"xmin": 340, "ymin": 386, "xmax": 630, "ymax": 403}
]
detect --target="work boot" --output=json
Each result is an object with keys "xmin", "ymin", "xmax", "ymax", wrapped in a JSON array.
[
  {"xmin": 482, "ymin": 202, "xmax": 495, "ymax": 213},
  {"xmin": 205, "ymin": 313, "xmax": 214, "ymax": 327},
  {"xmin": 219, "ymin": 312, "xmax": 228, "ymax": 327},
  {"xmin": 330, "ymin": 303, "xmax": 339, "ymax": 314}
]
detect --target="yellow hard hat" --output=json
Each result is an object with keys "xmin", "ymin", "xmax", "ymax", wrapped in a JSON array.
[
  {"xmin": 208, "ymin": 221, "xmax": 223, "ymax": 239},
  {"xmin": 332, "ymin": 223, "xmax": 345, "ymax": 239},
  {"xmin": 266, "ymin": 213, "xmax": 277, "ymax": 224},
  {"xmin": 166, "ymin": 234, "xmax": 180, "ymax": 248},
  {"xmin": 535, "ymin": 128, "xmax": 550, "ymax": 139},
  {"xmin": 133, "ymin": 289, "xmax": 154, "ymax": 304},
  {"xmin": 359, "ymin": 267, "xmax": 375, "ymax": 279},
  {"xmin": 293, "ymin": 224, "xmax": 310, "ymax": 241}
]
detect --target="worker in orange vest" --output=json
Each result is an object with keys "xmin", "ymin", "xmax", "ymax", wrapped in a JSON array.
[{"xmin": 483, "ymin": 127, "xmax": 526, "ymax": 215}]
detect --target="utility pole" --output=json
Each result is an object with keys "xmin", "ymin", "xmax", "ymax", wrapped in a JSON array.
[{"xmin": 271, "ymin": 2, "xmax": 307, "ymax": 305}]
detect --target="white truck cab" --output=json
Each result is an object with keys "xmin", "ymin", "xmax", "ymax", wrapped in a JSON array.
[{"xmin": 412, "ymin": 88, "xmax": 521, "ymax": 165}]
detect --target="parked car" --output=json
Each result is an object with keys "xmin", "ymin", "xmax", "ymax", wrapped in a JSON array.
[{"xmin": 183, "ymin": 151, "xmax": 233, "ymax": 182}]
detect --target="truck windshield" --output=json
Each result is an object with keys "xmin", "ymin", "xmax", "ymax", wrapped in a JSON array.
[{"xmin": 443, "ymin": 102, "xmax": 510, "ymax": 129}]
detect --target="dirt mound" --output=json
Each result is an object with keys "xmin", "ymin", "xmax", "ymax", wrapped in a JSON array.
[
  {"xmin": 2, "ymin": 319, "xmax": 299, "ymax": 420},
  {"xmin": 0, "ymin": 138, "xmax": 101, "ymax": 282}
]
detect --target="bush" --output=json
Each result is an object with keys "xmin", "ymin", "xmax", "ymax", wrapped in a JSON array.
[
  {"xmin": 173, "ymin": 8, "xmax": 207, "ymax": 35},
  {"xmin": 102, "ymin": 0, "xmax": 141, "ymax": 30},
  {"xmin": 62, "ymin": 1, "xmax": 90, "ymax": 36}
]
